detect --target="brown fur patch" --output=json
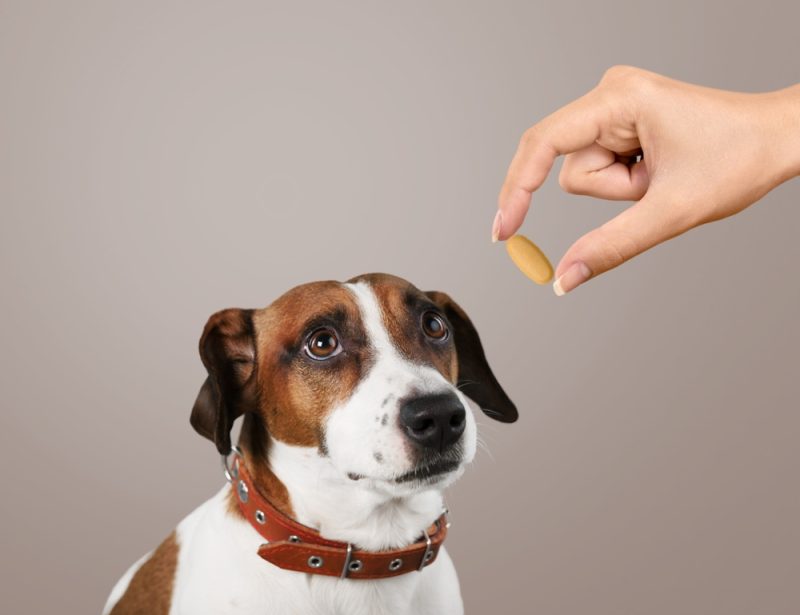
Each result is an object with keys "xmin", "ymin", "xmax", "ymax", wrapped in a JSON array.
[
  {"xmin": 110, "ymin": 532, "xmax": 178, "ymax": 615},
  {"xmin": 251, "ymin": 281, "xmax": 371, "ymax": 448}
]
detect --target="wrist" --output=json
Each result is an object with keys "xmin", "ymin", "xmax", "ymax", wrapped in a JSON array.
[{"xmin": 768, "ymin": 84, "xmax": 800, "ymax": 181}]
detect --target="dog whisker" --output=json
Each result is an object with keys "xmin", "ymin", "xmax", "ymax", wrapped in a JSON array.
[
  {"xmin": 480, "ymin": 407, "xmax": 504, "ymax": 419},
  {"xmin": 475, "ymin": 434, "xmax": 495, "ymax": 461},
  {"xmin": 455, "ymin": 380, "xmax": 481, "ymax": 390}
]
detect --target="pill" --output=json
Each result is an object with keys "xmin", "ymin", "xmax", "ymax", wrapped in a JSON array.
[{"xmin": 505, "ymin": 234, "xmax": 554, "ymax": 285}]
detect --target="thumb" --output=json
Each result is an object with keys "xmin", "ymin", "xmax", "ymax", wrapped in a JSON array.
[{"xmin": 553, "ymin": 192, "xmax": 696, "ymax": 296}]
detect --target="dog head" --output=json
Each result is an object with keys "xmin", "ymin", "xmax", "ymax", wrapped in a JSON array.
[{"xmin": 191, "ymin": 273, "xmax": 516, "ymax": 496}]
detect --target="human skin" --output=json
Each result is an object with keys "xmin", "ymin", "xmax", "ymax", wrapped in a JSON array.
[{"xmin": 494, "ymin": 66, "xmax": 800, "ymax": 295}]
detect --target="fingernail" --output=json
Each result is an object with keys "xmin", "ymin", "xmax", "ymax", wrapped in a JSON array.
[
  {"xmin": 491, "ymin": 210, "xmax": 503, "ymax": 243},
  {"xmin": 553, "ymin": 261, "xmax": 592, "ymax": 296}
]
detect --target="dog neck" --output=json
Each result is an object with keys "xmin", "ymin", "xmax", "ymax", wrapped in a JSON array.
[{"xmin": 237, "ymin": 418, "xmax": 445, "ymax": 552}]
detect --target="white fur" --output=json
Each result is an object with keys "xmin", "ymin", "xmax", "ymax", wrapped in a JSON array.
[{"xmin": 104, "ymin": 280, "xmax": 474, "ymax": 614}]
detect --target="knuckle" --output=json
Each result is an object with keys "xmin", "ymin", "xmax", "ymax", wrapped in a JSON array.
[
  {"xmin": 600, "ymin": 64, "xmax": 640, "ymax": 85},
  {"xmin": 519, "ymin": 125, "xmax": 542, "ymax": 148},
  {"xmin": 595, "ymin": 225, "xmax": 641, "ymax": 267},
  {"xmin": 558, "ymin": 168, "xmax": 582, "ymax": 194},
  {"xmin": 597, "ymin": 65, "xmax": 661, "ymax": 108},
  {"xmin": 519, "ymin": 123, "xmax": 557, "ymax": 163},
  {"xmin": 598, "ymin": 65, "xmax": 657, "ymax": 96},
  {"xmin": 598, "ymin": 236, "xmax": 630, "ymax": 269}
]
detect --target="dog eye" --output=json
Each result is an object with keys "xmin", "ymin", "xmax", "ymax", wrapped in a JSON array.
[
  {"xmin": 305, "ymin": 328, "xmax": 342, "ymax": 360},
  {"xmin": 421, "ymin": 311, "xmax": 448, "ymax": 341}
]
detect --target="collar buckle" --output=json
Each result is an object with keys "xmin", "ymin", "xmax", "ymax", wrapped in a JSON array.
[
  {"xmin": 418, "ymin": 530, "xmax": 433, "ymax": 571},
  {"xmin": 340, "ymin": 543, "xmax": 354, "ymax": 579}
]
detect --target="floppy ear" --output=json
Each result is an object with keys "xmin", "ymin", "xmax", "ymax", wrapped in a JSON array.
[
  {"xmin": 190, "ymin": 308, "xmax": 257, "ymax": 454},
  {"xmin": 425, "ymin": 291, "xmax": 518, "ymax": 423}
]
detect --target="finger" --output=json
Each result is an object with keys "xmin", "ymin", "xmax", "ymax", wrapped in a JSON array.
[
  {"xmin": 559, "ymin": 144, "xmax": 649, "ymax": 201},
  {"xmin": 552, "ymin": 191, "xmax": 696, "ymax": 295},
  {"xmin": 496, "ymin": 92, "xmax": 608, "ymax": 240}
]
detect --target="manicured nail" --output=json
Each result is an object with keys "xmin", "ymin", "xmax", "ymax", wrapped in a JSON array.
[
  {"xmin": 553, "ymin": 261, "xmax": 592, "ymax": 296},
  {"xmin": 491, "ymin": 209, "xmax": 503, "ymax": 243}
]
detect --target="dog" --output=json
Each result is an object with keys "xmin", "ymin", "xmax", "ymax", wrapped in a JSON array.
[{"xmin": 103, "ymin": 273, "xmax": 516, "ymax": 615}]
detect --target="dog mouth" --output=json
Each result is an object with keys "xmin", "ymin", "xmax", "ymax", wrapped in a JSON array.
[
  {"xmin": 345, "ymin": 447, "xmax": 465, "ymax": 485},
  {"xmin": 346, "ymin": 459, "xmax": 461, "ymax": 484},
  {"xmin": 392, "ymin": 458, "xmax": 461, "ymax": 483}
]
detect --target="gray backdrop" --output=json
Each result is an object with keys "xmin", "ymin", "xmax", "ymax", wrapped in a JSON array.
[{"xmin": 1, "ymin": 1, "xmax": 798, "ymax": 613}]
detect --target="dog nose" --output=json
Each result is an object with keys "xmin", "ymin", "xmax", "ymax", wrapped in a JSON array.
[{"xmin": 399, "ymin": 393, "xmax": 466, "ymax": 452}]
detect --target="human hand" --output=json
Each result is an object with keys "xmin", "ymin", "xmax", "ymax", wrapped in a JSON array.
[{"xmin": 495, "ymin": 66, "xmax": 800, "ymax": 295}]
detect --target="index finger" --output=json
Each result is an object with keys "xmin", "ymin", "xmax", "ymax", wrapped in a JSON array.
[{"xmin": 496, "ymin": 92, "xmax": 606, "ymax": 240}]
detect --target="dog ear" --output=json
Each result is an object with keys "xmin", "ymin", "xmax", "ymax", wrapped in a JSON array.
[
  {"xmin": 425, "ymin": 291, "xmax": 518, "ymax": 423},
  {"xmin": 191, "ymin": 308, "xmax": 257, "ymax": 454}
]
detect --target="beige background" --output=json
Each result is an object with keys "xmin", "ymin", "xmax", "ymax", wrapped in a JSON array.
[{"xmin": 1, "ymin": 1, "xmax": 799, "ymax": 614}]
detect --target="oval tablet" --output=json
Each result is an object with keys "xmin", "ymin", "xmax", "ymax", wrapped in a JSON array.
[{"xmin": 505, "ymin": 234, "xmax": 554, "ymax": 285}]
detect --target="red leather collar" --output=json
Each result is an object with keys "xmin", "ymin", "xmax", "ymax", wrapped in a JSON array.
[{"xmin": 227, "ymin": 451, "xmax": 449, "ymax": 579}]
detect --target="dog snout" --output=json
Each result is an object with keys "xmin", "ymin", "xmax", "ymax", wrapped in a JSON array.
[{"xmin": 399, "ymin": 393, "xmax": 466, "ymax": 452}]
